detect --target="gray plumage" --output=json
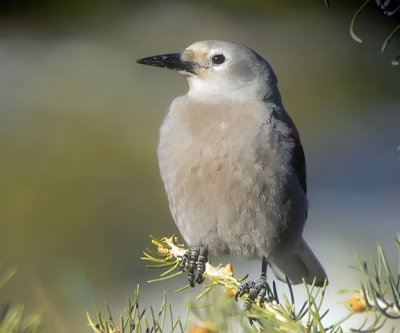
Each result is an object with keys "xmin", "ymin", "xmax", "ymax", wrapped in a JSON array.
[{"xmin": 140, "ymin": 40, "xmax": 327, "ymax": 285}]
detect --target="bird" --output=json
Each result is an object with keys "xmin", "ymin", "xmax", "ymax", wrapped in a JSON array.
[{"xmin": 137, "ymin": 40, "xmax": 327, "ymax": 307}]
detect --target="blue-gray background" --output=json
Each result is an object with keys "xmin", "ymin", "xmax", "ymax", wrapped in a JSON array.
[{"xmin": 1, "ymin": 1, "xmax": 399, "ymax": 331}]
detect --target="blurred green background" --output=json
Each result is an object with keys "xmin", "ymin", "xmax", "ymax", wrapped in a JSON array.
[{"xmin": 1, "ymin": 1, "xmax": 399, "ymax": 332}]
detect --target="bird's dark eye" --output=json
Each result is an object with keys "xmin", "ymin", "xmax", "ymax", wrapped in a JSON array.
[{"xmin": 211, "ymin": 54, "xmax": 226, "ymax": 65}]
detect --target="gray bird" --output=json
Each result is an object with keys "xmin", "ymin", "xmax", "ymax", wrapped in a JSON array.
[{"xmin": 137, "ymin": 40, "xmax": 327, "ymax": 306}]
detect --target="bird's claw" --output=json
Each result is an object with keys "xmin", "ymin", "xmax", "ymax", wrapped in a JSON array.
[
  {"xmin": 235, "ymin": 281, "xmax": 255, "ymax": 300},
  {"xmin": 179, "ymin": 246, "xmax": 208, "ymax": 287},
  {"xmin": 235, "ymin": 277, "xmax": 269, "ymax": 310}
]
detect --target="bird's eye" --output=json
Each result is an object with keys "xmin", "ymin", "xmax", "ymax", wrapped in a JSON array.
[{"xmin": 211, "ymin": 54, "xmax": 226, "ymax": 65}]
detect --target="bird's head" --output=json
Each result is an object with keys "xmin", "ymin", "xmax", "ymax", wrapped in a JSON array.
[{"xmin": 137, "ymin": 40, "xmax": 279, "ymax": 102}]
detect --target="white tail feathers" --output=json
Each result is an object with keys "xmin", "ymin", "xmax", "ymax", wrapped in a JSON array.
[{"xmin": 268, "ymin": 238, "xmax": 328, "ymax": 286}]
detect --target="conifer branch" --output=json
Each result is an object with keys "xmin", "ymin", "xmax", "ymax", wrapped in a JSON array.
[{"xmin": 88, "ymin": 233, "xmax": 400, "ymax": 332}]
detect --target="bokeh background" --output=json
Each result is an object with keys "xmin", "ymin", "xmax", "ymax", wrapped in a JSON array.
[{"xmin": 1, "ymin": 1, "xmax": 399, "ymax": 332}]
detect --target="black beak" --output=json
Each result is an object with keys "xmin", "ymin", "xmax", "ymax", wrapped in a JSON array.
[{"xmin": 136, "ymin": 53, "xmax": 196, "ymax": 74}]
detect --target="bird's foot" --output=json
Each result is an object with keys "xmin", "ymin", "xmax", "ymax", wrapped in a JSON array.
[
  {"xmin": 235, "ymin": 276, "xmax": 270, "ymax": 310},
  {"xmin": 179, "ymin": 246, "xmax": 208, "ymax": 287},
  {"xmin": 235, "ymin": 256, "xmax": 276, "ymax": 310}
]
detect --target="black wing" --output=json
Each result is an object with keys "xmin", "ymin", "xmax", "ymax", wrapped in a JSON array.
[{"xmin": 291, "ymin": 139, "xmax": 307, "ymax": 195}]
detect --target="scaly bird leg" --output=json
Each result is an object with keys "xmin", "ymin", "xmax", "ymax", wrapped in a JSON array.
[
  {"xmin": 236, "ymin": 256, "xmax": 270, "ymax": 310},
  {"xmin": 178, "ymin": 246, "xmax": 208, "ymax": 287}
]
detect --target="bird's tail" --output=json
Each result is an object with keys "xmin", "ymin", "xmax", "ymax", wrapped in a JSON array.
[{"xmin": 268, "ymin": 238, "xmax": 328, "ymax": 287}]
